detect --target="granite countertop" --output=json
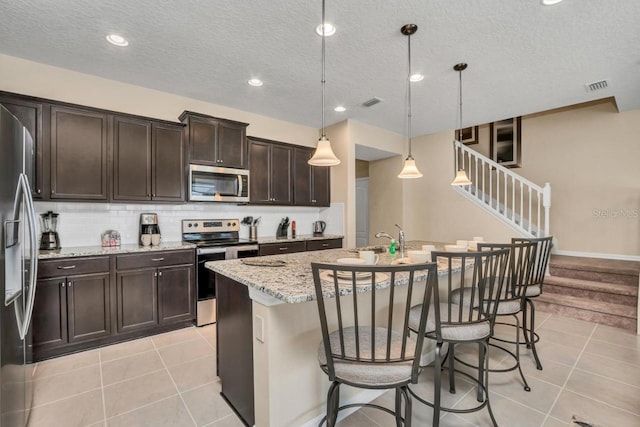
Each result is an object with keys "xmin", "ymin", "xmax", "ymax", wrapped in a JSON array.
[
  {"xmin": 207, "ymin": 241, "xmax": 470, "ymax": 305},
  {"xmin": 38, "ymin": 241, "xmax": 196, "ymax": 260},
  {"xmin": 256, "ymin": 234, "xmax": 343, "ymax": 244}
]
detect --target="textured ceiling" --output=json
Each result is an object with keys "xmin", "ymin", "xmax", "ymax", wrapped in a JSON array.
[{"xmin": 1, "ymin": 0, "xmax": 639, "ymax": 136}]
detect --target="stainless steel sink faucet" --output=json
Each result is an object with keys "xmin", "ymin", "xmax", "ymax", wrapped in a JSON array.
[{"xmin": 374, "ymin": 224, "xmax": 406, "ymax": 257}]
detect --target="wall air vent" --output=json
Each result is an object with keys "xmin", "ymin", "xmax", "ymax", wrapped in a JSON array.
[
  {"xmin": 585, "ymin": 79, "xmax": 610, "ymax": 92},
  {"xmin": 362, "ymin": 97, "xmax": 383, "ymax": 107}
]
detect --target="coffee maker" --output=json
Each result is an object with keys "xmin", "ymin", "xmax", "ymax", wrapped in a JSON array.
[
  {"xmin": 40, "ymin": 211, "xmax": 61, "ymax": 250},
  {"xmin": 139, "ymin": 213, "xmax": 160, "ymax": 244}
]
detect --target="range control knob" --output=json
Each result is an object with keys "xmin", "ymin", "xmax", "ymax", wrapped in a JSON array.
[
  {"xmin": 194, "ymin": 223, "xmax": 198, "ymax": 228},
  {"xmin": 188, "ymin": 223, "xmax": 192, "ymax": 228},
  {"xmin": 232, "ymin": 221, "xmax": 237, "ymax": 227}
]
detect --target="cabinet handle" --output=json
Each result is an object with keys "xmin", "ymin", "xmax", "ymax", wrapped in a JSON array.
[
  {"xmin": 152, "ymin": 193, "xmax": 156, "ymax": 198},
  {"xmin": 279, "ymin": 247, "xmax": 288, "ymax": 251},
  {"xmin": 57, "ymin": 265, "xmax": 76, "ymax": 270},
  {"xmin": 67, "ymin": 281, "xmax": 72, "ymax": 287},
  {"xmin": 159, "ymin": 271, "xmax": 163, "ymax": 277},
  {"xmin": 154, "ymin": 272, "xmax": 158, "ymax": 277},
  {"xmin": 51, "ymin": 190, "xmax": 55, "ymax": 195},
  {"xmin": 60, "ymin": 282, "xmax": 65, "ymax": 288},
  {"xmin": 37, "ymin": 189, "xmax": 41, "ymax": 194},
  {"xmin": 322, "ymin": 243, "xmax": 329, "ymax": 247},
  {"xmin": 151, "ymin": 257, "xmax": 165, "ymax": 261}
]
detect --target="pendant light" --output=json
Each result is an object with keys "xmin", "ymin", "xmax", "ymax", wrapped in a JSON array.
[
  {"xmin": 451, "ymin": 63, "xmax": 472, "ymax": 186},
  {"xmin": 398, "ymin": 24, "xmax": 423, "ymax": 179},
  {"xmin": 308, "ymin": 0, "xmax": 340, "ymax": 166},
  {"xmin": 398, "ymin": 24, "xmax": 422, "ymax": 179}
]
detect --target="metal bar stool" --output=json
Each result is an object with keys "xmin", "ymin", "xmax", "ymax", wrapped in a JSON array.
[
  {"xmin": 311, "ymin": 261, "xmax": 437, "ymax": 427},
  {"xmin": 511, "ymin": 236, "xmax": 553, "ymax": 370},
  {"xmin": 407, "ymin": 249, "xmax": 510, "ymax": 427},
  {"xmin": 452, "ymin": 241, "xmax": 538, "ymax": 392}
]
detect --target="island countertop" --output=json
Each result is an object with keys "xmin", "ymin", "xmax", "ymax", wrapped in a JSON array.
[{"xmin": 206, "ymin": 241, "xmax": 468, "ymax": 305}]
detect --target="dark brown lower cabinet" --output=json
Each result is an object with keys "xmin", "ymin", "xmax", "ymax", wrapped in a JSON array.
[
  {"xmin": 158, "ymin": 265, "xmax": 194, "ymax": 324},
  {"xmin": 116, "ymin": 268, "xmax": 158, "ymax": 333},
  {"xmin": 32, "ymin": 250, "xmax": 195, "ymax": 361},
  {"xmin": 32, "ymin": 271, "xmax": 111, "ymax": 353}
]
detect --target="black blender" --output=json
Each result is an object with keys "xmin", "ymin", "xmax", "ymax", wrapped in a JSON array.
[{"xmin": 40, "ymin": 211, "xmax": 61, "ymax": 250}]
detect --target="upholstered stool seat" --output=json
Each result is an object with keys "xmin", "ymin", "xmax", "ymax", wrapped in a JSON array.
[
  {"xmin": 408, "ymin": 303, "xmax": 491, "ymax": 343},
  {"xmin": 318, "ymin": 326, "xmax": 416, "ymax": 387}
]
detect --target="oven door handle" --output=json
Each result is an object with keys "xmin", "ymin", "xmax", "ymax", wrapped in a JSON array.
[{"xmin": 197, "ymin": 247, "xmax": 227, "ymax": 255}]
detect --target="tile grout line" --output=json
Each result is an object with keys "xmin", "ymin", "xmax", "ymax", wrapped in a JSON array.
[
  {"xmin": 98, "ymin": 350, "xmax": 108, "ymax": 425},
  {"xmin": 194, "ymin": 325, "xmax": 217, "ymax": 352},
  {"xmin": 150, "ymin": 337, "xmax": 199, "ymax": 426},
  {"xmin": 103, "ymin": 393, "xmax": 180, "ymax": 422},
  {"xmin": 572, "ymin": 366, "xmax": 640, "ymax": 390},
  {"xmin": 540, "ymin": 321, "xmax": 598, "ymax": 426},
  {"xmin": 557, "ymin": 388, "xmax": 640, "ymax": 418},
  {"xmin": 30, "ymin": 386, "xmax": 103, "ymax": 410}
]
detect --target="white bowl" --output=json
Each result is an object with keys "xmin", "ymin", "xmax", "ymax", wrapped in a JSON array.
[
  {"xmin": 336, "ymin": 258, "xmax": 367, "ymax": 265},
  {"xmin": 456, "ymin": 240, "xmax": 469, "ymax": 248},
  {"xmin": 407, "ymin": 250, "xmax": 430, "ymax": 263},
  {"xmin": 444, "ymin": 244, "xmax": 467, "ymax": 252}
]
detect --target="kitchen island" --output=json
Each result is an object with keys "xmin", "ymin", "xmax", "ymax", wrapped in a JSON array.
[{"xmin": 207, "ymin": 242, "xmax": 470, "ymax": 427}]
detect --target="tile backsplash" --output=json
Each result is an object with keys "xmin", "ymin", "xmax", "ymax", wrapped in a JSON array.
[{"xmin": 34, "ymin": 202, "xmax": 344, "ymax": 247}]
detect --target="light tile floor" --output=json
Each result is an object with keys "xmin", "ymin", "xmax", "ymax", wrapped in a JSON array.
[
  {"xmin": 27, "ymin": 312, "xmax": 640, "ymax": 427},
  {"xmin": 28, "ymin": 324, "xmax": 242, "ymax": 427}
]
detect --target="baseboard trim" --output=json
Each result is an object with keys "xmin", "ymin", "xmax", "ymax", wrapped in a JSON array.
[
  {"xmin": 299, "ymin": 389, "xmax": 387, "ymax": 427},
  {"xmin": 553, "ymin": 249, "xmax": 640, "ymax": 262}
]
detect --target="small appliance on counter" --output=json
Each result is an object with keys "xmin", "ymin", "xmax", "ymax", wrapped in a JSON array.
[
  {"xmin": 276, "ymin": 217, "xmax": 290, "ymax": 239},
  {"xmin": 313, "ymin": 220, "xmax": 326, "ymax": 236},
  {"xmin": 101, "ymin": 230, "xmax": 121, "ymax": 247},
  {"xmin": 39, "ymin": 211, "xmax": 61, "ymax": 250},
  {"xmin": 139, "ymin": 213, "xmax": 161, "ymax": 246}
]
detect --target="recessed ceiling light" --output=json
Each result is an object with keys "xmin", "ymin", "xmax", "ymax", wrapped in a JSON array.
[
  {"xmin": 315, "ymin": 23, "xmax": 336, "ymax": 36},
  {"xmin": 248, "ymin": 78, "xmax": 263, "ymax": 87},
  {"xmin": 409, "ymin": 73, "xmax": 424, "ymax": 82},
  {"xmin": 106, "ymin": 34, "xmax": 129, "ymax": 47},
  {"xmin": 541, "ymin": 0, "xmax": 563, "ymax": 5},
  {"xmin": 334, "ymin": 106, "xmax": 346, "ymax": 112}
]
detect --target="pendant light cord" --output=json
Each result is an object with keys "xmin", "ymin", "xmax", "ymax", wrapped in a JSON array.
[
  {"xmin": 407, "ymin": 32, "xmax": 413, "ymax": 157},
  {"xmin": 457, "ymin": 67, "xmax": 463, "ymax": 141},
  {"xmin": 321, "ymin": 0, "xmax": 326, "ymax": 139}
]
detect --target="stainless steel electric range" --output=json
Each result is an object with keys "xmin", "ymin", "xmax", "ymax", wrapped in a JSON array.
[{"xmin": 182, "ymin": 219, "xmax": 258, "ymax": 326}]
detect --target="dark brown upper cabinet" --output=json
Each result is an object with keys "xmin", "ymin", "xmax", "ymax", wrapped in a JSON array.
[
  {"xmin": 180, "ymin": 111, "xmax": 249, "ymax": 169},
  {"xmin": 248, "ymin": 137, "xmax": 292, "ymax": 205},
  {"xmin": 50, "ymin": 105, "xmax": 109, "ymax": 200},
  {"xmin": 112, "ymin": 116, "xmax": 184, "ymax": 202},
  {"xmin": 293, "ymin": 147, "xmax": 331, "ymax": 207},
  {"xmin": 0, "ymin": 92, "xmax": 45, "ymax": 199}
]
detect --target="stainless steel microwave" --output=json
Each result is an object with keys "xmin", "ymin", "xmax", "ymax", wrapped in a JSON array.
[{"xmin": 189, "ymin": 164, "xmax": 250, "ymax": 202}]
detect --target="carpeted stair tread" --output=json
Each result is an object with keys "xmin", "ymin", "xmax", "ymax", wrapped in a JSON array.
[
  {"xmin": 537, "ymin": 293, "xmax": 637, "ymax": 320},
  {"xmin": 550, "ymin": 255, "xmax": 640, "ymax": 277},
  {"xmin": 544, "ymin": 276, "xmax": 638, "ymax": 297}
]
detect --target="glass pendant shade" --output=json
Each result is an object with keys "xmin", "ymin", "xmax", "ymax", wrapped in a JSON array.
[
  {"xmin": 451, "ymin": 169, "xmax": 472, "ymax": 186},
  {"xmin": 309, "ymin": 136, "xmax": 340, "ymax": 166},
  {"xmin": 398, "ymin": 156, "xmax": 423, "ymax": 179}
]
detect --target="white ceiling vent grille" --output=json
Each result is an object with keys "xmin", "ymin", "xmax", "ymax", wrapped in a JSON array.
[
  {"xmin": 585, "ymin": 79, "xmax": 610, "ymax": 92},
  {"xmin": 362, "ymin": 97, "xmax": 383, "ymax": 107}
]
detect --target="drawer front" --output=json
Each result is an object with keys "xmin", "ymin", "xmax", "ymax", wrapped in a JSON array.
[
  {"xmin": 116, "ymin": 250, "xmax": 194, "ymax": 270},
  {"xmin": 306, "ymin": 238, "xmax": 343, "ymax": 251},
  {"xmin": 259, "ymin": 241, "xmax": 306, "ymax": 256},
  {"xmin": 38, "ymin": 256, "xmax": 110, "ymax": 278}
]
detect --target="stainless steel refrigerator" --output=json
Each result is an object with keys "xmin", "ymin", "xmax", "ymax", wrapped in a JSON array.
[{"xmin": 0, "ymin": 104, "xmax": 39, "ymax": 426}]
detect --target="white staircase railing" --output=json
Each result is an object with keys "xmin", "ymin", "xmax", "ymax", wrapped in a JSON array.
[{"xmin": 453, "ymin": 140, "xmax": 551, "ymax": 238}]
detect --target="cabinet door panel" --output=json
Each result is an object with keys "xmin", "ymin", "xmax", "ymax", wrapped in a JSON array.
[
  {"xmin": 50, "ymin": 106, "xmax": 108, "ymax": 200},
  {"xmin": 248, "ymin": 139, "xmax": 270, "ymax": 203},
  {"xmin": 270, "ymin": 145, "xmax": 292, "ymax": 204},
  {"xmin": 113, "ymin": 116, "xmax": 151, "ymax": 201},
  {"xmin": 293, "ymin": 147, "xmax": 312, "ymax": 205},
  {"xmin": 116, "ymin": 269, "xmax": 158, "ymax": 333},
  {"xmin": 158, "ymin": 265, "xmax": 194, "ymax": 324},
  {"xmin": 32, "ymin": 277, "xmax": 67, "ymax": 349},
  {"xmin": 152, "ymin": 123, "xmax": 184, "ymax": 201},
  {"xmin": 218, "ymin": 124, "xmax": 245, "ymax": 168},
  {"xmin": 67, "ymin": 273, "xmax": 111, "ymax": 343},
  {"xmin": 190, "ymin": 118, "xmax": 217, "ymax": 165},
  {"xmin": 312, "ymin": 165, "xmax": 331, "ymax": 206},
  {"xmin": 0, "ymin": 96, "xmax": 44, "ymax": 198}
]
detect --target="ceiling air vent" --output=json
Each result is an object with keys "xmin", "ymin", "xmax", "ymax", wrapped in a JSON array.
[
  {"xmin": 362, "ymin": 97, "xmax": 383, "ymax": 107},
  {"xmin": 585, "ymin": 79, "xmax": 610, "ymax": 92}
]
